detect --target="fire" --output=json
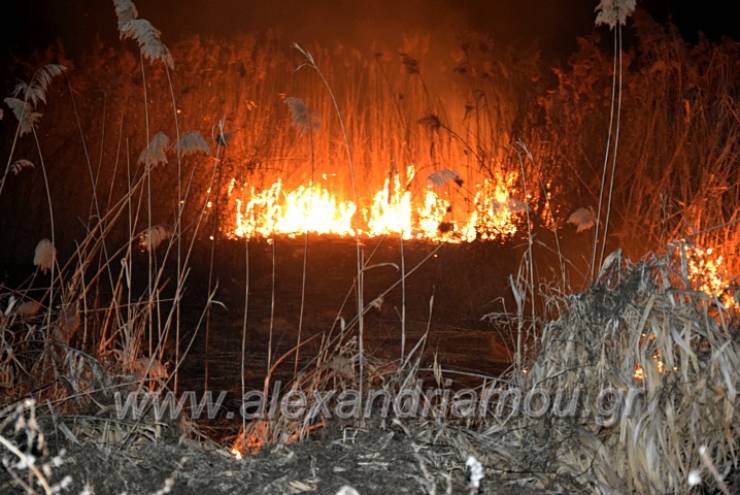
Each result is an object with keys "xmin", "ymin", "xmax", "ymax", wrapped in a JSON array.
[
  {"xmin": 685, "ymin": 245, "xmax": 738, "ymax": 311},
  {"xmin": 633, "ymin": 244, "xmax": 738, "ymax": 382},
  {"xmin": 462, "ymin": 177, "xmax": 523, "ymax": 241},
  {"xmin": 633, "ymin": 353, "xmax": 667, "ymax": 381},
  {"xmin": 633, "ymin": 332, "xmax": 663, "ymax": 381},
  {"xmin": 229, "ymin": 166, "xmax": 525, "ymax": 242},
  {"xmin": 230, "ymin": 419, "xmax": 326, "ymax": 459},
  {"xmin": 234, "ymin": 179, "xmax": 357, "ymax": 238},
  {"xmin": 366, "ymin": 169, "xmax": 415, "ymax": 238}
]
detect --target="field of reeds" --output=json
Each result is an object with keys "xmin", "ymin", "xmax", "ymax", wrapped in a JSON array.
[{"xmin": 0, "ymin": 1, "xmax": 738, "ymax": 493}]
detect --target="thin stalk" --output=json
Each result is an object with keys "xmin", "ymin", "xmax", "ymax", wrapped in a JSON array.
[
  {"xmin": 0, "ymin": 123, "xmax": 22, "ymax": 199},
  {"xmin": 164, "ymin": 66, "xmax": 183, "ymax": 393},
  {"xmin": 516, "ymin": 146, "xmax": 536, "ymax": 363},
  {"xmin": 204, "ymin": 143, "xmax": 226, "ymax": 394},
  {"xmin": 267, "ymin": 235, "xmax": 276, "ymax": 373},
  {"xmin": 240, "ymin": 236, "xmax": 250, "ymax": 436},
  {"xmin": 125, "ymin": 138, "xmax": 134, "ymax": 358},
  {"xmin": 590, "ymin": 27, "xmax": 619, "ymax": 282},
  {"xmin": 139, "ymin": 53, "xmax": 154, "ymax": 358},
  {"xmin": 64, "ymin": 76, "xmax": 117, "ymax": 298},
  {"xmin": 295, "ymin": 125, "xmax": 315, "ymax": 376},
  {"xmin": 400, "ymin": 237, "xmax": 406, "ymax": 362},
  {"xmin": 294, "ymin": 44, "xmax": 365, "ymax": 417},
  {"xmin": 598, "ymin": 25, "xmax": 624, "ymax": 271},
  {"xmin": 31, "ymin": 127, "xmax": 57, "ymax": 352}
]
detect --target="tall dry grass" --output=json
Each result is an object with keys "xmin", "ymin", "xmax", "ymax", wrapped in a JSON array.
[
  {"xmin": 0, "ymin": 0, "xmax": 219, "ymax": 444},
  {"xmin": 539, "ymin": 12, "xmax": 739, "ymax": 276}
]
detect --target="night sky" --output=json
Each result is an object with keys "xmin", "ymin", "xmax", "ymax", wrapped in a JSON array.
[{"xmin": 2, "ymin": 0, "xmax": 738, "ymax": 68}]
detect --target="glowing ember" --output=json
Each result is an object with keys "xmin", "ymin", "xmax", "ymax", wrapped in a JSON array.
[
  {"xmin": 229, "ymin": 166, "xmax": 525, "ymax": 242},
  {"xmin": 633, "ymin": 364, "xmax": 644, "ymax": 381},
  {"xmin": 633, "ymin": 353, "xmax": 667, "ymax": 381}
]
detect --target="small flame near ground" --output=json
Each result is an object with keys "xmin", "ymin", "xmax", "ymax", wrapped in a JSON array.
[{"xmin": 230, "ymin": 419, "xmax": 325, "ymax": 459}]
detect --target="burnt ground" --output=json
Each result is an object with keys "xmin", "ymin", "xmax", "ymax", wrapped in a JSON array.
[{"xmin": 17, "ymin": 419, "xmax": 548, "ymax": 495}]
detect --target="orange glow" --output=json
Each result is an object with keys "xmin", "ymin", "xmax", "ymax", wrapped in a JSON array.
[
  {"xmin": 230, "ymin": 419, "xmax": 325, "ymax": 458},
  {"xmin": 685, "ymin": 245, "xmax": 738, "ymax": 311},
  {"xmin": 228, "ymin": 166, "xmax": 525, "ymax": 242},
  {"xmin": 366, "ymin": 167, "xmax": 414, "ymax": 238},
  {"xmin": 633, "ymin": 352, "xmax": 666, "ymax": 381},
  {"xmin": 633, "ymin": 364, "xmax": 644, "ymax": 381},
  {"xmin": 230, "ymin": 420, "xmax": 269, "ymax": 458},
  {"xmin": 233, "ymin": 180, "xmax": 357, "ymax": 238},
  {"xmin": 633, "ymin": 332, "xmax": 666, "ymax": 382}
]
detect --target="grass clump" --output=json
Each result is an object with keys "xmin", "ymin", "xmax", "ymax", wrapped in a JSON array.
[{"xmin": 453, "ymin": 248, "xmax": 739, "ymax": 493}]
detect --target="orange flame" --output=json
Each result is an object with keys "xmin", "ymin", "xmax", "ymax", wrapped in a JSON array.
[
  {"xmin": 633, "ymin": 352, "xmax": 667, "ymax": 381},
  {"xmin": 230, "ymin": 419, "xmax": 326, "ymax": 459},
  {"xmin": 685, "ymin": 245, "xmax": 738, "ymax": 311},
  {"xmin": 234, "ymin": 180, "xmax": 357, "ymax": 238},
  {"xmin": 229, "ymin": 166, "xmax": 525, "ymax": 242}
]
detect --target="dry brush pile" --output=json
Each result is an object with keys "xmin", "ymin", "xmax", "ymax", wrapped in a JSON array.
[{"xmin": 439, "ymin": 248, "xmax": 739, "ymax": 494}]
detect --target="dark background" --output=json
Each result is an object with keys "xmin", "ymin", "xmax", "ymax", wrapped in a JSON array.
[{"xmin": 2, "ymin": 0, "xmax": 738, "ymax": 67}]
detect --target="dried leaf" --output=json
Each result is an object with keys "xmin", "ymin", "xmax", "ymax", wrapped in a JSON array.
[
  {"xmin": 4, "ymin": 98, "xmax": 42, "ymax": 136},
  {"xmin": 138, "ymin": 131, "xmax": 170, "ymax": 167},
  {"xmin": 119, "ymin": 18, "xmax": 174, "ymax": 69},
  {"xmin": 33, "ymin": 239, "xmax": 56, "ymax": 274},
  {"xmin": 336, "ymin": 487, "xmax": 360, "ymax": 495},
  {"xmin": 12, "ymin": 64, "xmax": 66, "ymax": 107},
  {"xmin": 433, "ymin": 351, "xmax": 442, "ymax": 387},
  {"xmin": 15, "ymin": 300, "xmax": 42, "ymax": 318},
  {"xmin": 598, "ymin": 248, "xmax": 622, "ymax": 279},
  {"xmin": 10, "ymin": 159, "xmax": 34, "ymax": 176},
  {"xmin": 284, "ymin": 97, "xmax": 320, "ymax": 131},
  {"xmin": 595, "ymin": 0, "xmax": 636, "ymax": 29},
  {"xmin": 427, "ymin": 169, "xmax": 463, "ymax": 188},
  {"xmin": 369, "ymin": 296, "xmax": 384, "ymax": 312},
  {"xmin": 418, "ymin": 114, "xmax": 442, "ymax": 132},
  {"xmin": 176, "ymin": 131, "xmax": 210, "ymax": 156},
  {"xmin": 139, "ymin": 225, "xmax": 170, "ymax": 252},
  {"xmin": 567, "ymin": 207, "xmax": 595, "ymax": 233},
  {"xmin": 113, "ymin": 0, "xmax": 139, "ymax": 31}
]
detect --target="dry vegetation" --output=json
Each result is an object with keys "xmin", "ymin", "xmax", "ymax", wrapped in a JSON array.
[{"xmin": 0, "ymin": 1, "xmax": 738, "ymax": 493}]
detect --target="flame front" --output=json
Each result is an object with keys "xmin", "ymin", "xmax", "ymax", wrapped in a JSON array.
[
  {"xmin": 229, "ymin": 166, "xmax": 525, "ymax": 242},
  {"xmin": 234, "ymin": 179, "xmax": 357, "ymax": 238}
]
